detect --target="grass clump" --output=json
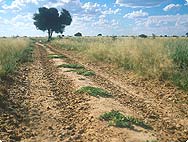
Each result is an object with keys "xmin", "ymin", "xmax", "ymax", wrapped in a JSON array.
[
  {"xmin": 75, "ymin": 69, "xmax": 95, "ymax": 76},
  {"xmin": 58, "ymin": 63, "xmax": 84, "ymax": 69},
  {"xmin": 48, "ymin": 54, "xmax": 66, "ymax": 59},
  {"xmin": 0, "ymin": 38, "xmax": 31, "ymax": 77},
  {"xmin": 20, "ymin": 46, "xmax": 33, "ymax": 63},
  {"xmin": 75, "ymin": 86, "xmax": 112, "ymax": 98},
  {"xmin": 100, "ymin": 110, "xmax": 152, "ymax": 129},
  {"xmin": 69, "ymin": 69, "xmax": 95, "ymax": 76}
]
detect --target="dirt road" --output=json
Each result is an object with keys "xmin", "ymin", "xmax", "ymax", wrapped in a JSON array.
[{"xmin": 0, "ymin": 43, "xmax": 187, "ymax": 142}]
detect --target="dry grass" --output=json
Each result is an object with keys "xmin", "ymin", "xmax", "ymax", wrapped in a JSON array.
[
  {"xmin": 51, "ymin": 37, "xmax": 188, "ymax": 90},
  {"xmin": 0, "ymin": 38, "xmax": 31, "ymax": 77}
]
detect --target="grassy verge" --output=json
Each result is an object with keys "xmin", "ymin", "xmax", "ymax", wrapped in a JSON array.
[
  {"xmin": 100, "ymin": 110, "xmax": 152, "ymax": 129},
  {"xmin": 75, "ymin": 86, "xmax": 112, "ymax": 98},
  {"xmin": 0, "ymin": 38, "xmax": 33, "ymax": 78},
  {"xmin": 51, "ymin": 37, "xmax": 188, "ymax": 91}
]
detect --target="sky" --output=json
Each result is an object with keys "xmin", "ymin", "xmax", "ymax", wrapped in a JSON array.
[{"xmin": 0, "ymin": 0, "xmax": 188, "ymax": 36}]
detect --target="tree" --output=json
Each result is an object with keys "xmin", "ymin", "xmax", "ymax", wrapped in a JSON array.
[
  {"xmin": 152, "ymin": 33, "xmax": 156, "ymax": 39},
  {"xmin": 97, "ymin": 34, "xmax": 102, "ymax": 36},
  {"xmin": 33, "ymin": 7, "xmax": 72, "ymax": 41},
  {"xmin": 139, "ymin": 34, "xmax": 147, "ymax": 38},
  {"xmin": 74, "ymin": 32, "xmax": 82, "ymax": 36},
  {"xmin": 186, "ymin": 32, "xmax": 188, "ymax": 37}
]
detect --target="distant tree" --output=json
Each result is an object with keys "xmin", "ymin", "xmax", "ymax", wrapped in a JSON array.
[
  {"xmin": 152, "ymin": 33, "xmax": 156, "ymax": 39},
  {"xmin": 139, "ymin": 34, "xmax": 147, "ymax": 38},
  {"xmin": 33, "ymin": 7, "xmax": 72, "ymax": 41},
  {"xmin": 164, "ymin": 35, "xmax": 168, "ymax": 37},
  {"xmin": 97, "ymin": 34, "xmax": 102, "ymax": 36},
  {"xmin": 57, "ymin": 35, "xmax": 62, "ymax": 38},
  {"xmin": 74, "ymin": 32, "xmax": 82, "ymax": 36},
  {"xmin": 186, "ymin": 32, "xmax": 188, "ymax": 37},
  {"xmin": 112, "ymin": 35, "xmax": 117, "ymax": 41},
  {"xmin": 172, "ymin": 35, "xmax": 178, "ymax": 38}
]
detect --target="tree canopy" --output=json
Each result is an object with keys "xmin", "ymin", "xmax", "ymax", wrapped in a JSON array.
[{"xmin": 33, "ymin": 7, "xmax": 72, "ymax": 41}]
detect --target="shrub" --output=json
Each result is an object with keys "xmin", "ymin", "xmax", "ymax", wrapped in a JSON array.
[
  {"xmin": 74, "ymin": 32, "xmax": 82, "ymax": 37},
  {"xmin": 139, "ymin": 34, "xmax": 147, "ymax": 38}
]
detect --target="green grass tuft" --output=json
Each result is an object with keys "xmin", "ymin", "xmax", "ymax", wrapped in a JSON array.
[
  {"xmin": 100, "ymin": 110, "xmax": 152, "ymax": 129},
  {"xmin": 20, "ymin": 46, "xmax": 33, "ymax": 63},
  {"xmin": 75, "ymin": 86, "xmax": 112, "ymax": 98},
  {"xmin": 58, "ymin": 63, "xmax": 84, "ymax": 69},
  {"xmin": 75, "ymin": 69, "xmax": 95, "ymax": 76},
  {"xmin": 66, "ymin": 68, "xmax": 95, "ymax": 76},
  {"xmin": 171, "ymin": 71, "xmax": 188, "ymax": 91},
  {"xmin": 48, "ymin": 54, "xmax": 66, "ymax": 59}
]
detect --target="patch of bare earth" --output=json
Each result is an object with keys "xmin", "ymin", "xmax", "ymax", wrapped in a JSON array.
[
  {"xmin": 47, "ymin": 44, "xmax": 188, "ymax": 142},
  {"xmin": 0, "ymin": 65, "xmax": 32, "ymax": 142},
  {"xmin": 42, "ymin": 43, "xmax": 156, "ymax": 142}
]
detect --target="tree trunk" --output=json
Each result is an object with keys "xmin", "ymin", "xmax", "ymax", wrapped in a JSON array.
[
  {"xmin": 47, "ymin": 29, "xmax": 53, "ymax": 42},
  {"xmin": 48, "ymin": 29, "xmax": 51, "ymax": 42}
]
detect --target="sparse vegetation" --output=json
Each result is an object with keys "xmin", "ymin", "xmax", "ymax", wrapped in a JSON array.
[
  {"xmin": 100, "ymin": 110, "xmax": 152, "ymax": 129},
  {"xmin": 58, "ymin": 63, "xmax": 84, "ymax": 69},
  {"xmin": 51, "ymin": 37, "xmax": 188, "ymax": 90},
  {"xmin": 75, "ymin": 86, "xmax": 112, "ymax": 98},
  {"xmin": 0, "ymin": 38, "xmax": 32, "ymax": 77},
  {"xmin": 48, "ymin": 54, "xmax": 66, "ymax": 59},
  {"xmin": 69, "ymin": 69, "xmax": 95, "ymax": 76}
]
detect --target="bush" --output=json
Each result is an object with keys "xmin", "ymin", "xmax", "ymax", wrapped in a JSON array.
[
  {"xmin": 74, "ymin": 32, "xmax": 82, "ymax": 37},
  {"xmin": 139, "ymin": 34, "xmax": 147, "ymax": 38}
]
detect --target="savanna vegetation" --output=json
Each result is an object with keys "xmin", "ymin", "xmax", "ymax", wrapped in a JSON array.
[
  {"xmin": 0, "ymin": 38, "xmax": 32, "ymax": 78},
  {"xmin": 51, "ymin": 37, "xmax": 188, "ymax": 90}
]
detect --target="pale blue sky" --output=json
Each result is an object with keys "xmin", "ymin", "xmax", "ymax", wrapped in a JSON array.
[{"xmin": 0, "ymin": 0, "xmax": 188, "ymax": 36}]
